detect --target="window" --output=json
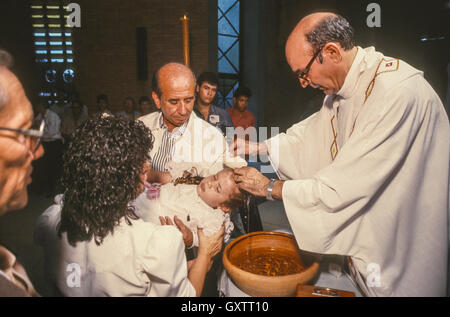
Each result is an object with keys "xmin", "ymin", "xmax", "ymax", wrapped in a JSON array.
[
  {"xmin": 217, "ymin": 0, "xmax": 240, "ymax": 109},
  {"xmin": 31, "ymin": 0, "xmax": 75, "ymax": 104}
]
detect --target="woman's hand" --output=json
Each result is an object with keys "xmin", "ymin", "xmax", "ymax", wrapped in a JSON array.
[
  {"xmin": 159, "ymin": 215, "xmax": 194, "ymax": 248},
  {"xmin": 147, "ymin": 168, "xmax": 172, "ymax": 184},
  {"xmin": 197, "ymin": 226, "xmax": 224, "ymax": 261},
  {"xmin": 187, "ymin": 226, "xmax": 225, "ymax": 296}
]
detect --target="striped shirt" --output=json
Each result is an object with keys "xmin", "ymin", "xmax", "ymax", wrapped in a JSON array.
[{"xmin": 151, "ymin": 114, "xmax": 189, "ymax": 172}]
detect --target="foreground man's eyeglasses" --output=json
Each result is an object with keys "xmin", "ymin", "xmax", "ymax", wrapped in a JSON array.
[{"xmin": 0, "ymin": 119, "xmax": 45, "ymax": 153}]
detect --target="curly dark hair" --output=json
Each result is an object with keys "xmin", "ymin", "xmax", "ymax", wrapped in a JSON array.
[{"xmin": 58, "ymin": 114, "xmax": 154, "ymax": 246}]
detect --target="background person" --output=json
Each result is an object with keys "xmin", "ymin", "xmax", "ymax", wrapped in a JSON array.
[
  {"xmin": 92, "ymin": 93, "xmax": 112, "ymax": 117},
  {"xmin": 49, "ymin": 88, "xmax": 70, "ymax": 120},
  {"xmin": 137, "ymin": 95, "xmax": 154, "ymax": 117},
  {"xmin": 193, "ymin": 71, "xmax": 233, "ymax": 136},
  {"xmin": 60, "ymin": 99, "xmax": 88, "ymax": 141},
  {"xmin": 116, "ymin": 96, "xmax": 139, "ymax": 120},
  {"xmin": 34, "ymin": 99, "xmax": 63, "ymax": 198}
]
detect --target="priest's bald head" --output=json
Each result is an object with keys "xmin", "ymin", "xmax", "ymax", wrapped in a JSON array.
[
  {"xmin": 151, "ymin": 63, "xmax": 196, "ymax": 132},
  {"xmin": 285, "ymin": 13, "xmax": 358, "ymax": 95}
]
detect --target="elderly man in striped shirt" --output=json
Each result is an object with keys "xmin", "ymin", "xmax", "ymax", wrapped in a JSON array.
[{"xmin": 139, "ymin": 62, "xmax": 246, "ymax": 190}]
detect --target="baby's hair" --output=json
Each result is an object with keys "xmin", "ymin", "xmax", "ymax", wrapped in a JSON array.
[
  {"xmin": 223, "ymin": 190, "xmax": 249, "ymax": 210},
  {"xmin": 173, "ymin": 168, "xmax": 249, "ymax": 209},
  {"xmin": 173, "ymin": 174, "xmax": 203, "ymax": 186}
]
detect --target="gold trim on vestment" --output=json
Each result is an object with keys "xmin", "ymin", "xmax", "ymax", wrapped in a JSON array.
[
  {"xmin": 348, "ymin": 58, "xmax": 400, "ymax": 137},
  {"xmin": 330, "ymin": 114, "xmax": 338, "ymax": 160}
]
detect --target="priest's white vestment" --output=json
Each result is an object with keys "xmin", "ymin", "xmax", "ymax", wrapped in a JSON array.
[{"xmin": 265, "ymin": 47, "xmax": 450, "ymax": 296}]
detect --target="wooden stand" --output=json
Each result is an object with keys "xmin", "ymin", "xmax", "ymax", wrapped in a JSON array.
[{"xmin": 296, "ymin": 284, "xmax": 356, "ymax": 297}]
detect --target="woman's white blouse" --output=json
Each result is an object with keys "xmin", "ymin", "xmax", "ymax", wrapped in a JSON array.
[{"xmin": 34, "ymin": 195, "xmax": 196, "ymax": 297}]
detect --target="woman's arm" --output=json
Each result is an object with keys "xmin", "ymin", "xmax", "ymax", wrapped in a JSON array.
[
  {"xmin": 187, "ymin": 227, "xmax": 224, "ymax": 296},
  {"xmin": 147, "ymin": 168, "xmax": 172, "ymax": 184}
]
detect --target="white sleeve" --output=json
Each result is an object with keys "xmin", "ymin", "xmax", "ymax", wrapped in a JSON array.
[
  {"xmin": 141, "ymin": 226, "xmax": 196, "ymax": 297},
  {"xmin": 265, "ymin": 110, "xmax": 332, "ymax": 180},
  {"xmin": 45, "ymin": 111, "xmax": 62, "ymax": 139},
  {"xmin": 33, "ymin": 203, "xmax": 61, "ymax": 246}
]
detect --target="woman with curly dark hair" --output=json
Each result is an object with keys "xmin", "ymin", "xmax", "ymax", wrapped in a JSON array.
[{"xmin": 34, "ymin": 114, "xmax": 224, "ymax": 297}]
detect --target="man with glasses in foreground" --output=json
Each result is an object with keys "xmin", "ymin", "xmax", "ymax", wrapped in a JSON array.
[
  {"xmin": 0, "ymin": 49, "xmax": 43, "ymax": 296},
  {"xmin": 231, "ymin": 13, "xmax": 449, "ymax": 296}
]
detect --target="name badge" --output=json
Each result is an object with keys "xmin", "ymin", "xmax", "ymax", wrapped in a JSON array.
[{"xmin": 209, "ymin": 114, "xmax": 220, "ymax": 124}]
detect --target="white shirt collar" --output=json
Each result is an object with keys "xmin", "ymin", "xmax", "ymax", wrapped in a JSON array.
[
  {"xmin": 158, "ymin": 112, "xmax": 189, "ymax": 138},
  {"xmin": 336, "ymin": 46, "xmax": 366, "ymax": 99}
]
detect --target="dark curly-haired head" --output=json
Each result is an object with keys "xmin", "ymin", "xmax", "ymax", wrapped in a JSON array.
[{"xmin": 58, "ymin": 114, "xmax": 153, "ymax": 246}]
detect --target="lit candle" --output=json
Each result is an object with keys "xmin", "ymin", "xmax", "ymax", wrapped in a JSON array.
[{"xmin": 180, "ymin": 14, "xmax": 190, "ymax": 67}]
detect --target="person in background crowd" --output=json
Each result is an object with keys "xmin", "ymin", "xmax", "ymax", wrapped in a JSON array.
[
  {"xmin": 93, "ymin": 94, "xmax": 112, "ymax": 117},
  {"xmin": 0, "ymin": 48, "xmax": 42, "ymax": 297},
  {"xmin": 137, "ymin": 95, "xmax": 154, "ymax": 117},
  {"xmin": 67, "ymin": 91, "xmax": 88, "ymax": 118},
  {"xmin": 34, "ymin": 99, "xmax": 63, "ymax": 198},
  {"xmin": 49, "ymin": 88, "xmax": 70, "ymax": 120},
  {"xmin": 227, "ymin": 86, "xmax": 255, "ymax": 130},
  {"xmin": 193, "ymin": 72, "xmax": 233, "ymax": 136},
  {"xmin": 116, "ymin": 96, "xmax": 139, "ymax": 120},
  {"xmin": 60, "ymin": 99, "xmax": 88, "ymax": 141}
]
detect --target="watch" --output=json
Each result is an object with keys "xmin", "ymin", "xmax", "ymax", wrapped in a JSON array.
[{"xmin": 266, "ymin": 178, "xmax": 276, "ymax": 201}]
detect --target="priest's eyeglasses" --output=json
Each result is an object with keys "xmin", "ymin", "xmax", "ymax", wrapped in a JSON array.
[
  {"xmin": 296, "ymin": 46, "xmax": 323, "ymax": 82},
  {"xmin": 0, "ymin": 119, "xmax": 45, "ymax": 153}
]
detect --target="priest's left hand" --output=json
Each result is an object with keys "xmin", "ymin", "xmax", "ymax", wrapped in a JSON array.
[{"xmin": 234, "ymin": 166, "xmax": 270, "ymax": 197}]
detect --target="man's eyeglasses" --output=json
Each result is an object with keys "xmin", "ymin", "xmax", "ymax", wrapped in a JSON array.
[
  {"xmin": 0, "ymin": 119, "xmax": 45, "ymax": 153},
  {"xmin": 296, "ymin": 46, "xmax": 323, "ymax": 81}
]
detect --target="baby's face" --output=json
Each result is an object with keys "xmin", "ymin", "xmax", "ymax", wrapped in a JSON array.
[{"xmin": 197, "ymin": 169, "xmax": 240, "ymax": 211}]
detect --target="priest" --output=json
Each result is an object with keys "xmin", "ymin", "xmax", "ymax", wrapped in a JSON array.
[{"xmin": 232, "ymin": 13, "xmax": 449, "ymax": 296}]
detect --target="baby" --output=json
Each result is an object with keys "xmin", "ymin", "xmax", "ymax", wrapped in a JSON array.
[{"xmin": 133, "ymin": 168, "xmax": 248, "ymax": 246}]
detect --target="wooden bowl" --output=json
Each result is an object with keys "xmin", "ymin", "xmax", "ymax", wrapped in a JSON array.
[{"xmin": 223, "ymin": 231, "xmax": 320, "ymax": 297}]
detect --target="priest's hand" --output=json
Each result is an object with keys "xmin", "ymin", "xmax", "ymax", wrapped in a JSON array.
[
  {"xmin": 234, "ymin": 166, "xmax": 270, "ymax": 197},
  {"xmin": 230, "ymin": 137, "xmax": 267, "ymax": 157},
  {"xmin": 160, "ymin": 215, "xmax": 194, "ymax": 248}
]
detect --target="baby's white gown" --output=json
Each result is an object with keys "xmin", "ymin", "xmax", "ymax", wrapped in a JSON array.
[{"xmin": 133, "ymin": 183, "xmax": 234, "ymax": 246}]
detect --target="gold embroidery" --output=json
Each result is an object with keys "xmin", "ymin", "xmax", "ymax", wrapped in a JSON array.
[
  {"xmin": 349, "ymin": 58, "xmax": 400, "ymax": 137},
  {"xmin": 365, "ymin": 58, "xmax": 400, "ymax": 103},
  {"xmin": 330, "ymin": 115, "xmax": 338, "ymax": 160}
]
